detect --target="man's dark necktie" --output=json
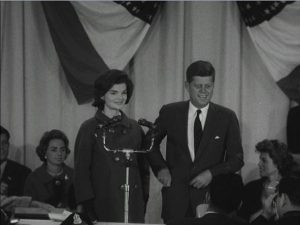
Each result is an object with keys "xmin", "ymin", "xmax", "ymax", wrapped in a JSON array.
[{"xmin": 194, "ymin": 109, "xmax": 203, "ymax": 153}]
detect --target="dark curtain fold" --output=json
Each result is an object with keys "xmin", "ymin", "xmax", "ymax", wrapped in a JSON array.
[
  {"xmin": 42, "ymin": 1, "xmax": 109, "ymax": 104},
  {"xmin": 277, "ymin": 65, "xmax": 300, "ymax": 104},
  {"xmin": 114, "ymin": 1, "xmax": 163, "ymax": 24},
  {"xmin": 237, "ymin": 1, "xmax": 294, "ymax": 27}
]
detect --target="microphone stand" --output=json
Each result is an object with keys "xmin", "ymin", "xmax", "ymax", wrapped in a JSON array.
[{"xmin": 95, "ymin": 118, "xmax": 155, "ymax": 223}]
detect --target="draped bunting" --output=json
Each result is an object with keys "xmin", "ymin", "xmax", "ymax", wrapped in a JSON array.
[
  {"xmin": 1, "ymin": 2, "xmax": 293, "ymax": 222},
  {"xmin": 237, "ymin": 1, "xmax": 293, "ymax": 27},
  {"xmin": 277, "ymin": 65, "xmax": 300, "ymax": 104},
  {"xmin": 115, "ymin": 1, "xmax": 162, "ymax": 24},
  {"xmin": 42, "ymin": 1, "xmax": 108, "ymax": 104},
  {"xmin": 237, "ymin": 1, "xmax": 300, "ymax": 102},
  {"xmin": 42, "ymin": 1, "xmax": 161, "ymax": 104}
]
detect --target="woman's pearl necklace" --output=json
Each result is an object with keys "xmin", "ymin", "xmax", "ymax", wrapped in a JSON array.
[{"xmin": 47, "ymin": 167, "xmax": 63, "ymax": 177}]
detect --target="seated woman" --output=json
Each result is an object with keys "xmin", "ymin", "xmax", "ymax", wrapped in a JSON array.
[
  {"xmin": 238, "ymin": 139, "xmax": 295, "ymax": 222},
  {"xmin": 24, "ymin": 129, "xmax": 76, "ymax": 209}
]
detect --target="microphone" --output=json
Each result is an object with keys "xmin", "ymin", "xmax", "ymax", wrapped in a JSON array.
[{"xmin": 138, "ymin": 119, "xmax": 156, "ymax": 129}]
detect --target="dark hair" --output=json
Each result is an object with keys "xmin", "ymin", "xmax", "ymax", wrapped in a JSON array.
[
  {"xmin": 209, "ymin": 173, "xmax": 244, "ymax": 213},
  {"xmin": 278, "ymin": 172, "xmax": 300, "ymax": 206},
  {"xmin": 0, "ymin": 125, "xmax": 10, "ymax": 141},
  {"xmin": 92, "ymin": 69, "xmax": 134, "ymax": 110},
  {"xmin": 186, "ymin": 60, "xmax": 215, "ymax": 83},
  {"xmin": 36, "ymin": 129, "xmax": 71, "ymax": 162},
  {"xmin": 255, "ymin": 139, "xmax": 294, "ymax": 177}
]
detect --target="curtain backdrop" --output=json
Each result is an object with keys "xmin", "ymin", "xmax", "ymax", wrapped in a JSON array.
[
  {"xmin": 244, "ymin": 2, "xmax": 300, "ymax": 82},
  {"xmin": 0, "ymin": 2, "xmax": 290, "ymax": 223},
  {"xmin": 41, "ymin": 1, "xmax": 161, "ymax": 104}
]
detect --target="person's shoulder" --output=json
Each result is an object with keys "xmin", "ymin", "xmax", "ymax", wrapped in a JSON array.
[
  {"xmin": 123, "ymin": 115, "xmax": 138, "ymax": 125},
  {"xmin": 80, "ymin": 117, "xmax": 97, "ymax": 127},
  {"xmin": 29, "ymin": 164, "xmax": 55, "ymax": 183},
  {"xmin": 77, "ymin": 116, "xmax": 99, "ymax": 135},
  {"xmin": 244, "ymin": 178, "xmax": 264, "ymax": 191},
  {"xmin": 64, "ymin": 164, "xmax": 74, "ymax": 174},
  {"xmin": 210, "ymin": 102, "xmax": 235, "ymax": 113},
  {"xmin": 210, "ymin": 102, "xmax": 238, "ymax": 119},
  {"xmin": 6, "ymin": 159, "xmax": 31, "ymax": 174},
  {"xmin": 25, "ymin": 165, "xmax": 49, "ymax": 185},
  {"xmin": 63, "ymin": 164, "xmax": 74, "ymax": 179},
  {"xmin": 29, "ymin": 165, "xmax": 45, "ymax": 177},
  {"xmin": 161, "ymin": 101, "xmax": 188, "ymax": 111}
]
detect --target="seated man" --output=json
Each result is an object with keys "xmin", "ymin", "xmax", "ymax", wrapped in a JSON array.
[
  {"xmin": 251, "ymin": 172, "xmax": 300, "ymax": 225},
  {"xmin": 167, "ymin": 173, "xmax": 246, "ymax": 225},
  {"xmin": 0, "ymin": 126, "xmax": 31, "ymax": 196}
]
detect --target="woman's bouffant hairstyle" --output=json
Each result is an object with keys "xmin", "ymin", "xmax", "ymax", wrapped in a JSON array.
[
  {"xmin": 255, "ymin": 139, "xmax": 295, "ymax": 177},
  {"xmin": 92, "ymin": 69, "xmax": 134, "ymax": 110},
  {"xmin": 36, "ymin": 129, "xmax": 71, "ymax": 162}
]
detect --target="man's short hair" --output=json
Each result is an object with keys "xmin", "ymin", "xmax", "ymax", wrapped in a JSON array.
[
  {"xmin": 186, "ymin": 60, "xmax": 215, "ymax": 83},
  {"xmin": 209, "ymin": 173, "xmax": 243, "ymax": 213},
  {"xmin": 0, "ymin": 125, "xmax": 10, "ymax": 141},
  {"xmin": 278, "ymin": 172, "xmax": 300, "ymax": 206}
]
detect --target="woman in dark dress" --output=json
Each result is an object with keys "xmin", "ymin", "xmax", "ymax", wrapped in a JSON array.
[
  {"xmin": 74, "ymin": 69, "xmax": 149, "ymax": 223},
  {"xmin": 238, "ymin": 139, "xmax": 295, "ymax": 222},
  {"xmin": 24, "ymin": 129, "xmax": 76, "ymax": 209}
]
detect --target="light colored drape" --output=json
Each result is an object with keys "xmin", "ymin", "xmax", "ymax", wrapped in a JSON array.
[
  {"xmin": 72, "ymin": 1, "xmax": 151, "ymax": 69},
  {"xmin": 1, "ymin": 2, "xmax": 289, "ymax": 223},
  {"xmin": 246, "ymin": 2, "xmax": 300, "ymax": 81}
]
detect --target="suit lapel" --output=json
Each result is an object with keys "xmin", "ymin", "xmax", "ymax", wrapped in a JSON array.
[
  {"xmin": 194, "ymin": 103, "xmax": 219, "ymax": 161},
  {"xmin": 177, "ymin": 101, "xmax": 192, "ymax": 162}
]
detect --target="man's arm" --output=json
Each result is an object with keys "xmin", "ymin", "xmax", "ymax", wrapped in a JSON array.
[
  {"xmin": 210, "ymin": 111, "xmax": 244, "ymax": 176},
  {"xmin": 190, "ymin": 111, "xmax": 243, "ymax": 189},
  {"xmin": 146, "ymin": 106, "xmax": 171, "ymax": 186}
]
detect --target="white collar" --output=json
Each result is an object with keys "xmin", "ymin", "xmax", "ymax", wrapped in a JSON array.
[{"xmin": 189, "ymin": 101, "xmax": 210, "ymax": 116}]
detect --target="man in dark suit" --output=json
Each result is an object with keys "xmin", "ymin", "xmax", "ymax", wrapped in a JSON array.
[
  {"xmin": 147, "ymin": 60, "xmax": 244, "ymax": 222},
  {"xmin": 251, "ymin": 172, "xmax": 300, "ymax": 225},
  {"xmin": 0, "ymin": 126, "xmax": 31, "ymax": 196},
  {"xmin": 167, "ymin": 173, "xmax": 246, "ymax": 225}
]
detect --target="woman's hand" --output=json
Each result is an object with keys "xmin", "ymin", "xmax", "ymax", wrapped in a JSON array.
[{"xmin": 261, "ymin": 193, "xmax": 277, "ymax": 220}]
